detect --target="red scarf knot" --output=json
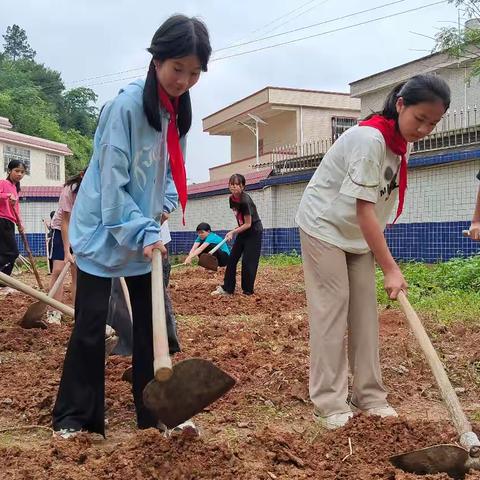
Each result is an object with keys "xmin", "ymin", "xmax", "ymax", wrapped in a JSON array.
[{"xmin": 359, "ymin": 114, "xmax": 408, "ymax": 225}]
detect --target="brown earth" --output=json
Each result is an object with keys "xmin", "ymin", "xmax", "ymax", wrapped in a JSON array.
[{"xmin": 1, "ymin": 266, "xmax": 480, "ymax": 479}]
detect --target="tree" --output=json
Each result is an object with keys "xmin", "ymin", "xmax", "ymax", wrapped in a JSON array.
[
  {"xmin": 2, "ymin": 25, "xmax": 36, "ymax": 61},
  {"xmin": 60, "ymin": 87, "xmax": 98, "ymax": 137},
  {"xmin": 434, "ymin": 1, "xmax": 480, "ymax": 78}
]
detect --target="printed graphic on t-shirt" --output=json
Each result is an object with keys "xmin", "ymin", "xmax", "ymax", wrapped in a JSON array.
[{"xmin": 379, "ymin": 165, "xmax": 399, "ymax": 201}]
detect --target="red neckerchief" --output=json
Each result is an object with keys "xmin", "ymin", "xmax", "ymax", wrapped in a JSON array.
[
  {"xmin": 230, "ymin": 194, "xmax": 244, "ymax": 225},
  {"xmin": 359, "ymin": 114, "xmax": 408, "ymax": 224},
  {"xmin": 158, "ymin": 85, "xmax": 187, "ymax": 225}
]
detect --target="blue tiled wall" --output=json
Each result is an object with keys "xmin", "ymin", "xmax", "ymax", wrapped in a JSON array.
[
  {"xmin": 170, "ymin": 222, "xmax": 480, "ymax": 262},
  {"xmin": 15, "ymin": 233, "xmax": 48, "ymax": 257},
  {"xmin": 20, "ymin": 223, "xmax": 480, "ymax": 264}
]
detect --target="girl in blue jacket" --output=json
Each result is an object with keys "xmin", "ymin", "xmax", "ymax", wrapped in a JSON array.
[{"xmin": 52, "ymin": 15, "xmax": 211, "ymax": 438}]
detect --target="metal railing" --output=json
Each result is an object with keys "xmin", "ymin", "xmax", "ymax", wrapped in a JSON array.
[
  {"xmin": 412, "ymin": 106, "xmax": 480, "ymax": 153},
  {"xmin": 270, "ymin": 139, "xmax": 332, "ymax": 175}
]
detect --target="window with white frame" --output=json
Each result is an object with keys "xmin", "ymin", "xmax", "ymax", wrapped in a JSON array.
[
  {"xmin": 46, "ymin": 154, "xmax": 60, "ymax": 180},
  {"xmin": 331, "ymin": 116, "xmax": 358, "ymax": 142},
  {"xmin": 3, "ymin": 144, "xmax": 31, "ymax": 174}
]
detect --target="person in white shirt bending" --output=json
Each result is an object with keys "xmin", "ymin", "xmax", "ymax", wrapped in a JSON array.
[{"xmin": 296, "ymin": 74, "xmax": 450, "ymax": 430}]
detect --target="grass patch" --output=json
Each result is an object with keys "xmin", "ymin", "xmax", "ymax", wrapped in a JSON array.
[
  {"xmin": 376, "ymin": 256, "xmax": 480, "ymax": 324},
  {"xmin": 260, "ymin": 251, "xmax": 302, "ymax": 267}
]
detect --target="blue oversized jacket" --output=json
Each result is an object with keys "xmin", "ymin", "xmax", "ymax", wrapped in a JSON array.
[{"xmin": 70, "ymin": 79, "xmax": 182, "ymax": 277}]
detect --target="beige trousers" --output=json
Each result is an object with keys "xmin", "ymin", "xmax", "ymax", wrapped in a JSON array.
[{"xmin": 300, "ymin": 228, "xmax": 388, "ymax": 416}]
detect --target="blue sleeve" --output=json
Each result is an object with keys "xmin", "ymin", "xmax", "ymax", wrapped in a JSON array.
[
  {"xmin": 195, "ymin": 235, "xmax": 201, "ymax": 243},
  {"xmin": 98, "ymin": 101, "xmax": 161, "ymax": 249}
]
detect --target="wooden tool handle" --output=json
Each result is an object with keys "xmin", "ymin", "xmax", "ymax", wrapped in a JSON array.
[
  {"xmin": 397, "ymin": 291, "xmax": 476, "ymax": 442},
  {"xmin": 209, "ymin": 237, "xmax": 228, "ymax": 255},
  {"xmin": 12, "ymin": 209, "xmax": 44, "ymax": 291},
  {"xmin": 119, "ymin": 277, "xmax": 133, "ymax": 322},
  {"xmin": 0, "ymin": 271, "xmax": 74, "ymax": 317},
  {"xmin": 152, "ymin": 249, "xmax": 172, "ymax": 381},
  {"xmin": 49, "ymin": 262, "xmax": 71, "ymax": 298},
  {"xmin": 463, "ymin": 230, "xmax": 470, "ymax": 237}
]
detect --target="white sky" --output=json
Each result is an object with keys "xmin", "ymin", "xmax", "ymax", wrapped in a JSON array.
[{"xmin": 1, "ymin": 0, "xmax": 461, "ymax": 182}]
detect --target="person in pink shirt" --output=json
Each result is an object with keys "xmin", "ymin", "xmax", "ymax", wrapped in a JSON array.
[
  {"xmin": 0, "ymin": 160, "xmax": 26, "ymax": 297},
  {"xmin": 46, "ymin": 171, "xmax": 84, "ymax": 324}
]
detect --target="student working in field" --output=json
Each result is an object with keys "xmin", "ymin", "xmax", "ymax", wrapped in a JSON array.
[
  {"xmin": 184, "ymin": 222, "xmax": 230, "ymax": 267},
  {"xmin": 46, "ymin": 171, "xmax": 83, "ymax": 324},
  {"xmin": 0, "ymin": 160, "xmax": 26, "ymax": 297},
  {"xmin": 52, "ymin": 14, "xmax": 211, "ymax": 439},
  {"xmin": 212, "ymin": 174, "xmax": 263, "ymax": 296},
  {"xmin": 296, "ymin": 74, "xmax": 451, "ymax": 429}
]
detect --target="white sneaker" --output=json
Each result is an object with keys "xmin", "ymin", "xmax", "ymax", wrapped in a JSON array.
[
  {"xmin": 210, "ymin": 286, "xmax": 230, "ymax": 296},
  {"xmin": 53, "ymin": 428, "xmax": 81, "ymax": 439},
  {"xmin": 313, "ymin": 410, "xmax": 353, "ymax": 429},
  {"xmin": 171, "ymin": 419, "xmax": 200, "ymax": 437},
  {"xmin": 350, "ymin": 402, "xmax": 398, "ymax": 418},
  {"xmin": 46, "ymin": 310, "xmax": 62, "ymax": 325}
]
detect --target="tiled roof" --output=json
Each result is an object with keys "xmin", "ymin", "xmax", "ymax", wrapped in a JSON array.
[
  {"xmin": 188, "ymin": 168, "xmax": 272, "ymax": 195},
  {"xmin": 20, "ymin": 186, "xmax": 63, "ymax": 198},
  {"xmin": 0, "ymin": 130, "xmax": 72, "ymax": 156}
]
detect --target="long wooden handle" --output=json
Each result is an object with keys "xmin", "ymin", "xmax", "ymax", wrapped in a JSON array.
[
  {"xmin": 209, "ymin": 237, "xmax": 228, "ymax": 255},
  {"xmin": 119, "ymin": 277, "xmax": 133, "ymax": 322},
  {"xmin": 152, "ymin": 249, "xmax": 172, "ymax": 381},
  {"xmin": 0, "ymin": 271, "xmax": 74, "ymax": 317},
  {"xmin": 49, "ymin": 262, "xmax": 71, "ymax": 298},
  {"xmin": 397, "ymin": 291, "xmax": 475, "ymax": 441},
  {"xmin": 12, "ymin": 209, "xmax": 44, "ymax": 291}
]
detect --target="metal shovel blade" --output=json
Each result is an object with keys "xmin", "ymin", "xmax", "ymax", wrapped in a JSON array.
[
  {"xmin": 390, "ymin": 444, "xmax": 470, "ymax": 479},
  {"xmin": 198, "ymin": 253, "xmax": 218, "ymax": 271},
  {"xmin": 19, "ymin": 301, "xmax": 48, "ymax": 329},
  {"xmin": 143, "ymin": 357, "xmax": 235, "ymax": 428}
]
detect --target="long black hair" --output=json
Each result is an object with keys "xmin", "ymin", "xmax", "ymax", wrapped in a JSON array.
[
  {"xmin": 143, "ymin": 15, "xmax": 211, "ymax": 136},
  {"xmin": 65, "ymin": 169, "xmax": 85, "ymax": 193},
  {"xmin": 6, "ymin": 160, "xmax": 26, "ymax": 193},
  {"xmin": 378, "ymin": 74, "xmax": 451, "ymax": 122}
]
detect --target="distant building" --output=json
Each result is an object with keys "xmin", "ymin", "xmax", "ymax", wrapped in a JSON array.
[
  {"xmin": 0, "ymin": 116, "xmax": 72, "ymax": 186},
  {"xmin": 202, "ymin": 86, "xmax": 360, "ymax": 181}
]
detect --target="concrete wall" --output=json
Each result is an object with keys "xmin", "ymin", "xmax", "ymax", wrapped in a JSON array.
[{"xmin": 1, "ymin": 141, "xmax": 66, "ymax": 186}]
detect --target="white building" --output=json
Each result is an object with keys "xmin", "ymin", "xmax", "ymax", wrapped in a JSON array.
[{"xmin": 0, "ymin": 116, "xmax": 71, "ymax": 186}]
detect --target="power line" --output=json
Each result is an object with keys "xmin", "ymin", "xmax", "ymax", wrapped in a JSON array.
[
  {"xmin": 212, "ymin": 0, "xmax": 447, "ymax": 62},
  {"xmin": 66, "ymin": 0, "xmax": 413, "ymax": 87},
  {"xmin": 225, "ymin": 0, "xmax": 319, "ymax": 47},
  {"xmin": 71, "ymin": 0, "xmax": 447, "ymax": 89},
  {"xmin": 259, "ymin": 0, "xmax": 331, "ymax": 37},
  {"xmin": 214, "ymin": 0, "xmax": 410, "ymax": 53}
]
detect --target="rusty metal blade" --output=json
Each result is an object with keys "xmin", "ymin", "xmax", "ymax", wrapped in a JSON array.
[
  {"xmin": 198, "ymin": 253, "xmax": 218, "ymax": 271},
  {"xmin": 390, "ymin": 444, "xmax": 469, "ymax": 479},
  {"xmin": 143, "ymin": 358, "xmax": 235, "ymax": 428}
]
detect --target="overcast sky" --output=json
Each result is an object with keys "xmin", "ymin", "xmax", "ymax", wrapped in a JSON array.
[{"xmin": 1, "ymin": 0, "xmax": 460, "ymax": 182}]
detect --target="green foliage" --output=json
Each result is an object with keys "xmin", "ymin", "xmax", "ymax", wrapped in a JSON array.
[
  {"xmin": 0, "ymin": 25, "xmax": 96, "ymax": 177},
  {"xmin": 2, "ymin": 25, "xmax": 35, "ymax": 61},
  {"xmin": 259, "ymin": 251, "xmax": 303, "ymax": 266},
  {"xmin": 376, "ymin": 256, "xmax": 480, "ymax": 323},
  {"xmin": 434, "ymin": 1, "xmax": 480, "ymax": 79}
]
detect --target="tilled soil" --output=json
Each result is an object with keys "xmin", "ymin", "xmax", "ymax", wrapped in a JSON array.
[{"xmin": 1, "ymin": 266, "xmax": 480, "ymax": 479}]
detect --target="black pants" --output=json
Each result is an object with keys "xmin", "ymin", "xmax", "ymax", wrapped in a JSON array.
[
  {"xmin": 106, "ymin": 257, "xmax": 180, "ymax": 357},
  {"xmin": 203, "ymin": 244, "xmax": 229, "ymax": 267},
  {"xmin": 52, "ymin": 267, "xmax": 177, "ymax": 436},
  {"xmin": 0, "ymin": 218, "xmax": 18, "ymax": 278},
  {"xmin": 222, "ymin": 229, "xmax": 262, "ymax": 294}
]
